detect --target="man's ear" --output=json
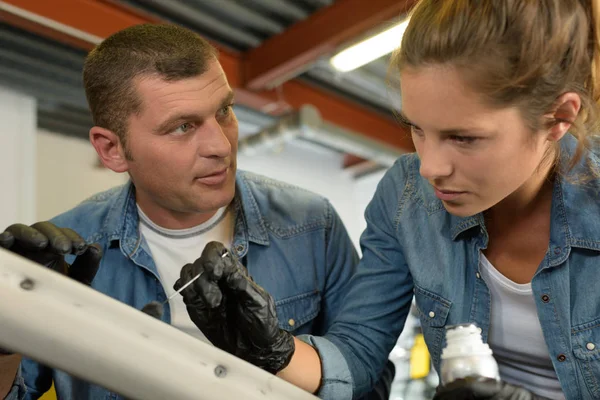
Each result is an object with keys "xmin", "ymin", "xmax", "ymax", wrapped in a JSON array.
[
  {"xmin": 89, "ymin": 126, "xmax": 130, "ymax": 173},
  {"xmin": 544, "ymin": 92, "xmax": 581, "ymax": 142}
]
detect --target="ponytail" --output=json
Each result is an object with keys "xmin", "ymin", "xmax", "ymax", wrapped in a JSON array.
[{"xmin": 588, "ymin": 0, "xmax": 600, "ymax": 107}]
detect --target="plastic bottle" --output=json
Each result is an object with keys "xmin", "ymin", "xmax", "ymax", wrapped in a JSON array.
[{"xmin": 440, "ymin": 323, "xmax": 500, "ymax": 385}]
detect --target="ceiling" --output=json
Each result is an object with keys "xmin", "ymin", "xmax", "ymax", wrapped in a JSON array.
[{"xmin": 0, "ymin": 0, "xmax": 405, "ymax": 151}]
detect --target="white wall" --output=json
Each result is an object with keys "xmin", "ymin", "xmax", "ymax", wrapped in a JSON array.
[
  {"xmin": 0, "ymin": 87, "xmax": 37, "ymax": 230},
  {"xmin": 36, "ymin": 131, "xmax": 383, "ymax": 249},
  {"xmin": 353, "ymin": 169, "xmax": 387, "ymax": 243},
  {"xmin": 36, "ymin": 130, "xmax": 128, "ymax": 221}
]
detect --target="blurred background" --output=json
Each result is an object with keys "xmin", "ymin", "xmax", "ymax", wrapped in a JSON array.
[{"xmin": 0, "ymin": 0, "xmax": 438, "ymax": 398}]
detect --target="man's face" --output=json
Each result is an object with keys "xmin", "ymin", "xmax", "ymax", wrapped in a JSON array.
[
  {"xmin": 122, "ymin": 60, "xmax": 238, "ymax": 223},
  {"xmin": 400, "ymin": 65, "xmax": 553, "ymax": 217}
]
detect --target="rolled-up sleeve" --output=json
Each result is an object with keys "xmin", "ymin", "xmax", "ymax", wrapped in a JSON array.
[
  {"xmin": 4, "ymin": 365, "xmax": 26, "ymax": 400},
  {"xmin": 297, "ymin": 335, "xmax": 353, "ymax": 399},
  {"xmin": 310, "ymin": 160, "xmax": 416, "ymax": 398}
]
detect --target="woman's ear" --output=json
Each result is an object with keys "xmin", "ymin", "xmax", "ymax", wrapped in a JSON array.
[
  {"xmin": 89, "ymin": 126, "xmax": 130, "ymax": 173},
  {"xmin": 544, "ymin": 92, "xmax": 581, "ymax": 142}
]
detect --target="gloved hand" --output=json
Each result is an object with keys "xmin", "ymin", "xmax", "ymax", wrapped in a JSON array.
[
  {"xmin": 0, "ymin": 222, "xmax": 102, "ymax": 285},
  {"xmin": 433, "ymin": 377, "xmax": 543, "ymax": 400},
  {"xmin": 174, "ymin": 241, "xmax": 295, "ymax": 374}
]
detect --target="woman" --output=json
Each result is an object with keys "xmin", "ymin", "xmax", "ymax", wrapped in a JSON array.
[{"xmin": 177, "ymin": 0, "xmax": 600, "ymax": 399}]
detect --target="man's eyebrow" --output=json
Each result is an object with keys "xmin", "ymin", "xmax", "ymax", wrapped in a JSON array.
[
  {"xmin": 220, "ymin": 91, "xmax": 235, "ymax": 108},
  {"xmin": 153, "ymin": 91, "xmax": 236, "ymax": 134},
  {"xmin": 153, "ymin": 113, "xmax": 202, "ymax": 133}
]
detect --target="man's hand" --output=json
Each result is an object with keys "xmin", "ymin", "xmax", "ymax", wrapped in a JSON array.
[
  {"xmin": 433, "ymin": 377, "xmax": 543, "ymax": 400},
  {"xmin": 0, "ymin": 222, "xmax": 102, "ymax": 285},
  {"xmin": 175, "ymin": 241, "xmax": 295, "ymax": 374}
]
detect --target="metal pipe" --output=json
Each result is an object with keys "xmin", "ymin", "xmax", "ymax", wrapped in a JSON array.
[
  {"xmin": 238, "ymin": 104, "xmax": 404, "ymax": 167},
  {"xmin": 0, "ymin": 248, "xmax": 317, "ymax": 400}
]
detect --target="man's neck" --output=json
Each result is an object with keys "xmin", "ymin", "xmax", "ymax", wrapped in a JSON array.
[{"xmin": 135, "ymin": 193, "xmax": 225, "ymax": 230}]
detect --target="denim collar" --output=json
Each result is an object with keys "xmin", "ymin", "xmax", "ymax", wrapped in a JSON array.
[{"xmin": 100, "ymin": 170, "xmax": 271, "ymax": 259}]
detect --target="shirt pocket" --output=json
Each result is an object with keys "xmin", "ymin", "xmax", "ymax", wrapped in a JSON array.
[
  {"xmin": 572, "ymin": 319, "xmax": 600, "ymax": 399},
  {"xmin": 413, "ymin": 285, "xmax": 452, "ymax": 369},
  {"xmin": 275, "ymin": 290, "xmax": 321, "ymax": 333}
]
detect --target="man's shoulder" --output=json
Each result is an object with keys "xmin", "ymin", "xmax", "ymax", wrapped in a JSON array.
[
  {"xmin": 50, "ymin": 184, "xmax": 130, "ymax": 242},
  {"xmin": 236, "ymin": 170, "xmax": 334, "ymax": 232}
]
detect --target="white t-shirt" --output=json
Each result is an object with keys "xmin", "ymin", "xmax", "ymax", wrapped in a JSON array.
[
  {"xmin": 479, "ymin": 252, "xmax": 565, "ymax": 400},
  {"xmin": 138, "ymin": 205, "xmax": 234, "ymax": 342}
]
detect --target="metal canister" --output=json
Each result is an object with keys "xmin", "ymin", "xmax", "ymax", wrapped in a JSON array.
[{"xmin": 440, "ymin": 323, "xmax": 500, "ymax": 385}]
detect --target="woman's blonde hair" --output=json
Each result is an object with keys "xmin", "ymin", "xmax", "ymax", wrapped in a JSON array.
[{"xmin": 392, "ymin": 0, "xmax": 600, "ymax": 171}]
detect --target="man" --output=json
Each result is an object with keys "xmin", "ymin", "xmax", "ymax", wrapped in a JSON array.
[{"xmin": 0, "ymin": 23, "xmax": 393, "ymax": 399}]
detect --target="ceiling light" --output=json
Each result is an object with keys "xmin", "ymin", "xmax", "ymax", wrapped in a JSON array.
[{"xmin": 330, "ymin": 18, "xmax": 410, "ymax": 73}]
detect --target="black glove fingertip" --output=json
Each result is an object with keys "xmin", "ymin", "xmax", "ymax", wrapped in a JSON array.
[
  {"xmin": 0, "ymin": 231, "xmax": 14, "ymax": 249},
  {"xmin": 173, "ymin": 278, "xmax": 183, "ymax": 292},
  {"xmin": 87, "ymin": 243, "xmax": 103, "ymax": 260}
]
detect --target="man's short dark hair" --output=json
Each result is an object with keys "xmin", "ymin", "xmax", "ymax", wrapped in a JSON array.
[{"xmin": 83, "ymin": 23, "xmax": 218, "ymax": 148}]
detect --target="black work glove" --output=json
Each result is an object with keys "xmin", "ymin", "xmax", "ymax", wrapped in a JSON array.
[
  {"xmin": 0, "ymin": 222, "xmax": 102, "ymax": 285},
  {"xmin": 174, "ymin": 241, "xmax": 295, "ymax": 374},
  {"xmin": 433, "ymin": 378, "xmax": 543, "ymax": 400}
]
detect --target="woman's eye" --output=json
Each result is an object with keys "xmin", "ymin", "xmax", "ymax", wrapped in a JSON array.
[
  {"xmin": 410, "ymin": 125, "xmax": 424, "ymax": 136},
  {"xmin": 450, "ymin": 135, "xmax": 477, "ymax": 145}
]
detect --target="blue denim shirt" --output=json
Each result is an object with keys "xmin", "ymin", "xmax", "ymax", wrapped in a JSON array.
[
  {"xmin": 9, "ymin": 170, "xmax": 359, "ymax": 400},
  {"xmin": 305, "ymin": 135, "xmax": 600, "ymax": 400}
]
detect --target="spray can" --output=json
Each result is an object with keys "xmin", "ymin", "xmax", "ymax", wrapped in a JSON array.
[{"xmin": 440, "ymin": 323, "xmax": 500, "ymax": 385}]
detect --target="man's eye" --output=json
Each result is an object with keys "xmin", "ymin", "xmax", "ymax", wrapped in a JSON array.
[
  {"xmin": 217, "ymin": 105, "xmax": 233, "ymax": 118},
  {"xmin": 172, "ymin": 122, "xmax": 194, "ymax": 135}
]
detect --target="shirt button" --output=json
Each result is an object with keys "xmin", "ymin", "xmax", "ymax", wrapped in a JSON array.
[
  {"xmin": 476, "ymin": 272, "xmax": 481, "ymax": 279},
  {"xmin": 557, "ymin": 354, "xmax": 567, "ymax": 362},
  {"xmin": 554, "ymin": 247, "xmax": 561, "ymax": 255},
  {"xmin": 587, "ymin": 343, "xmax": 596, "ymax": 351},
  {"xmin": 288, "ymin": 319, "xmax": 295, "ymax": 327},
  {"xmin": 541, "ymin": 294, "xmax": 550, "ymax": 303},
  {"xmin": 235, "ymin": 244, "xmax": 245, "ymax": 253},
  {"xmin": 429, "ymin": 311, "xmax": 435, "ymax": 318}
]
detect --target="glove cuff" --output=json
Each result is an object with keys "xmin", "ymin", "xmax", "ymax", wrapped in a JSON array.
[{"xmin": 262, "ymin": 331, "xmax": 296, "ymax": 374}]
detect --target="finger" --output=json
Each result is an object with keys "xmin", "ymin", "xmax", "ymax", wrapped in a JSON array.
[
  {"xmin": 0, "ymin": 231, "xmax": 14, "ymax": 249},
  {"xmin": 30, "ymin": 222, "xmax": 70, "ymax": 254},
  {"xmin": 174, "ymin": 262, "xmax": 198, "ymax": 291},
  {"xmin": 199, "ymin": 241, "xmax": 230, "ymax": 281},
  {"xmin": 176, "ymin": 264, "xmax": 223, "ymax": 308},
  {"xmin": 193, "ymin": 275, "xmax": 223, "ymax": 308},
  {"xmin": 60, "ymin": 228, "xmax": 87, "ymax": 255},
  {"xmin": 5, "ymin": 224, "xmax": 48, "ymax": 250},
  {"xmin": 225, "ymin": 265, "xmax": 268, "ymax": 308},
  {"xmin": 69, "ymin": 244, "xmax": 102, "ymax": 285}
]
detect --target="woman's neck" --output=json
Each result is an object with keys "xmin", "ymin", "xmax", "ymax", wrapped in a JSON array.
[{"xmin": 486, "ymin": 156, "xmax": 556, "ymax": 228}]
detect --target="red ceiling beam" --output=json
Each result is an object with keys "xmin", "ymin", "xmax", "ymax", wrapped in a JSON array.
[
  {"xmin": 1, "ymin": 0, "xmax": 414, "ymax": 153},
  {"xmin": 244, "ymin": 0, "xmax": 416, "ymax": 90}
]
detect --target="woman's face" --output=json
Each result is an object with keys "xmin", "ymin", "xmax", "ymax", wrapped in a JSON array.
[{"xmin": 400, "ymin": 65, "xmax": 555, "ymax": 217}]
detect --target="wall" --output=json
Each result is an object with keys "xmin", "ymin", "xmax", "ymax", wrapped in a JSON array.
[
  {"xmin": 36, "ymin": 131, "xmax": 379, "ymax": 249},
  {"xmin": 36, "ymin": 130, "xmax": 128, "ymax": 221},
  {"xmin": 0, "ymin": 87, "xmax": 37, "ymax": 230}
]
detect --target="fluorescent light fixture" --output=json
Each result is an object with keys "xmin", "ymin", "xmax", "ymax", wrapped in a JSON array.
[{"xmin": 330, "ymin": 18, "xmax": 410, "ymax": 72}]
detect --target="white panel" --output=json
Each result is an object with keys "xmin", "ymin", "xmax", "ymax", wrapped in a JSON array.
[
  {"xmin": 36, "ymin": 130, "xmax": 128, "ymax": 221},
  {"xmin": 0, "ymin": 86, "xmax": 37, "ymax": 229},
  {"xmin": 0, "ymin": 247, "xmax": 317, "ymax": 400}
]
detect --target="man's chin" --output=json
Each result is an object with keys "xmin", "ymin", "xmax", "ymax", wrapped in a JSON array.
[{"xmin": 196, "ymin": 182, "xmax": 235, "ymax": 210}]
